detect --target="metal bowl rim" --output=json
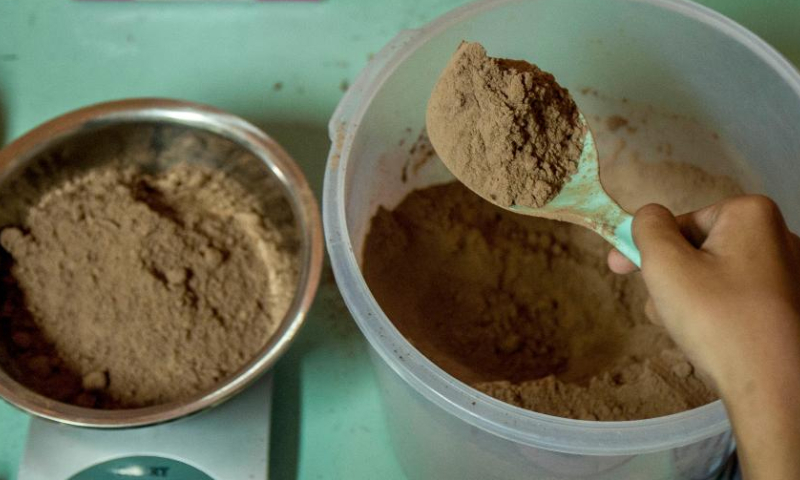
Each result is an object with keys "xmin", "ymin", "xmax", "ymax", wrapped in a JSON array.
[{"xmin": 0, "ymin": 98, "xmax": 324, "ymax": 428}]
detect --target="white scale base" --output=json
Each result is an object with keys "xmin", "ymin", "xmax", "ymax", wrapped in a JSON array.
[{"xmin": 17, "ymin": 373, "xmax": 273, "ymax": 480}]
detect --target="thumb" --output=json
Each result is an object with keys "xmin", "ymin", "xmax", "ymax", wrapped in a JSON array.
[{"xmin": 633, "ymin": 204, "xmax": 697, "ymax": 271}]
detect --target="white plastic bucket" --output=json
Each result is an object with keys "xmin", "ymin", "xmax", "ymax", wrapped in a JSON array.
[{"xmin": 323, "ymin": 0, "xmax": 800, "ymax": 478}]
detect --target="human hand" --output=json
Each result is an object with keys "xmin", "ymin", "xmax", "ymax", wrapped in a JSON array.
[{"xmin": 608, "ymin": 195, "xmax": 800, "ymax": 480}]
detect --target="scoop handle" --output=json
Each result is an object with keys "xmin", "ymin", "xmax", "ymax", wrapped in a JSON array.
[{"xmin": 608, "ymin": 214, "xmax": 641, "ymax": 268}]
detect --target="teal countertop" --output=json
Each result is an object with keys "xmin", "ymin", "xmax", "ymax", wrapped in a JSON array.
[{"xmin": 0, "ymin": 1, "xmax": 797, "ymax": 479}]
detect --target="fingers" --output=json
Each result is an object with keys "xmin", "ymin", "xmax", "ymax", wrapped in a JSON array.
[
  {"xmin": 633, "ymin": 204, "xmax": 696, "ymax": 269},
  {"xmin": 696, "ymin": 195, "xmax": 787, "ymax": 256},
  {"xmin": 611, "ymin": 196, "xmax": 790, "ymax": 275},
  {"xmin": 607, "ymin": 248, "xmax": 637, "ymax": 274},
  {"xmin": 674, "ymin": 203, "xmax": 722, "ymax": 248},
  {"xmin": 636, "ymin": 195, "xmax": 785, "ymax": 256},
  {"xmin": 789, "ymin": 233, "xmax": 800, "ymax": 265},
  {"xmin": 644, "ymin": 297, "xmax": 662, "ymax": 326},
  {"xmin": 608, "ymin": 203, "xmax": 703, "ymax": 274}
]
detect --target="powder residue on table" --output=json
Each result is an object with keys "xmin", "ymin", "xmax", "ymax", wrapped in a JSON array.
[
  {"xmin": 362, "ymin": 137, "xmax": 742, "ymax": 420},
  {"xmin": 0, "ymin": 163, "xmax": 298, "ymax": 408},
  {"xmin": 426, "ymin": 41, "xmax": 584, "ymax": 208}
]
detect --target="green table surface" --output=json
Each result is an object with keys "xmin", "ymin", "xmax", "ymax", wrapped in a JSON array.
[{"xmin": 0, "ymin": 1, "xmax": 797, "ymax": 479}]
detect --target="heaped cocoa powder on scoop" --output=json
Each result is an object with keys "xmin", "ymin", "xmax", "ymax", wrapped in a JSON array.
[{"xmin": 426, "ymin": 41, "xmax": 585, "ymax": 208}]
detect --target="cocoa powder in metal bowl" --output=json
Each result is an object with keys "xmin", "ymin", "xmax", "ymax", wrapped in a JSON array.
[{"xmin": 0, "ymin": 148, "xmax": 298, "ymax": 409}]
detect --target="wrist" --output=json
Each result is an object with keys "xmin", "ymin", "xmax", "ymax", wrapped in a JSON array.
[
  {"xmin": 721, "ymin": 367, "xmax": 800, "ymax": 480},
  {"xmin": 715, "ymin": 341, "xmax": 800, "ymax": 419},
  {"xmin": 710, "ymin": 308, "xmax": 800, "ymax": 400}
]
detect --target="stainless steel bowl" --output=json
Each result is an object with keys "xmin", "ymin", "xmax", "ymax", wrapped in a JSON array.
[{"xmin": 0, "ymin": 98, "xmax": 323, "ymax": 427}]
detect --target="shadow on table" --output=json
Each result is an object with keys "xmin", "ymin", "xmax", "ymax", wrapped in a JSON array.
[
  {"xmin": 270, "ymin": 328, "xmax": 304, "ymax": 480},
  {"xmin": 253, "ymin": 119, "xmax": 329, "ymax": 480},
  {"xmin": 270, "ymin": 257, "xmax": 377, "ymax": 480},
  {"xmin": 0, "ymin": 90, "xmax": 7, "ymax": 148},
  {"xmin": 249, "ymin": 119, "xmax": 331, "ymax": 198}
]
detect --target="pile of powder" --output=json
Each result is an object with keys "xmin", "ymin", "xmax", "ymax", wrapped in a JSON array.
[
  {"xmin": 0, "ymin": 163, "xmax": 298, "ymax": 408},
  {"xmin": 426, "ymin": 41, "xmax": 584, "ymax": 208},
  {"xmin": 363, "ymin": 149, "xmax": 742, "ymax": 420}
]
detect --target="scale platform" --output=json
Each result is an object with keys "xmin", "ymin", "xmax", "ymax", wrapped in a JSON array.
[{"xmin": 17, "ymin": 373, "xmax": 273, "ymax": 480}]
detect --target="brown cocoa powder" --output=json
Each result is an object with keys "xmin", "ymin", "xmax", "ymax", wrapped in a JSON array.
[
  {"xmin": 426, "ymin": 41, "xmax": 584, "ymax": 208},
  {"xmin": 0, "ymin": 163, "xmax": 298, "ymax": 408},
  {"xmin": 362, "ymin": 136, "xmax": 743, "ymax": 420}
]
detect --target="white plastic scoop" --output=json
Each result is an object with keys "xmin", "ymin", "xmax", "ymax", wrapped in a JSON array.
[
  {"xmin": 508, "ymin": 113, "xmax": 640, "ymax": 266},
  {"xmin": 440, "ymin": 113, "xmax": 641, "ymax": 267},
  {"xmin": 425, "ymin": 42, "xmax": 640, "ymax": 266}
]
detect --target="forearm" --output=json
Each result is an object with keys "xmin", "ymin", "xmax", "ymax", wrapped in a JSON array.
[{"xmin": 720, "ymin": 344, "xmax": 800, "ymax": 480}]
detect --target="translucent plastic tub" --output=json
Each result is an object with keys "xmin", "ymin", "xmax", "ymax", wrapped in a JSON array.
[{"xmin": 323, "ymin": 0, "xmax": 800, "ymax": 478}]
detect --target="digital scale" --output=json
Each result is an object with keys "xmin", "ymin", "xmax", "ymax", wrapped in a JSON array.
[
  {"xmin": 12, "ymin": 368, "xmax": 743, "ymax": 480},
  {"xmin": 17, "ymin": 373, "xmax": 273, "ymax": 480}
]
